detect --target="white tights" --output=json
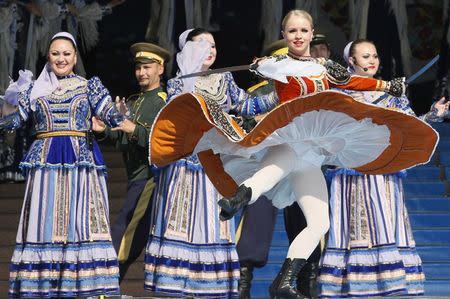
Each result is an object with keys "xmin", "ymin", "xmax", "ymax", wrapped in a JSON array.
[
  {"xmin": 241, "ymin": 144, "xmax": 330, "ymax": 259},
  {"xmin": 286, "ymin": 169, "xmax": 329, "ymax": 259},
  {"xmin": 242, "ymin": 144, "xmax": 297, "ymax": 203}
]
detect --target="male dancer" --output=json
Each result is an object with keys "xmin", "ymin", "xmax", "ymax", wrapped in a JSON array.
[{"xmin": 93, "ymin": 42, "xmax": 169, "ymax": 281}]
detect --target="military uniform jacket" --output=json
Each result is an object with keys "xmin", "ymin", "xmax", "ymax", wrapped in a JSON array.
[{"xmin": 101, "ymin": 87, "xmax": 166, "ymax": 181}]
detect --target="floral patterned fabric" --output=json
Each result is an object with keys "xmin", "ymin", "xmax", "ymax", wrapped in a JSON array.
[{"xmin": 2, "ymin": 74, "xmax": 123, "ymax": 298}]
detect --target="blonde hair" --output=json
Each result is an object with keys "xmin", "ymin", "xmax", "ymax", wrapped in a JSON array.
[{"xmin": 281, "ymin": 9, "xmax": 314, "ymax": 31}]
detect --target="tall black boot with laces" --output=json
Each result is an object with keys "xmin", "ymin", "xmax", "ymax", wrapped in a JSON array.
[
  {"xmin": 238, "ymin": 264, "xmax": 254, "ymax": 299},
  {"xmin": 218, "ymin": 184, "xmax": 252, "ymax": 221},
  {"xmin": 297, "ymin": 262, "xmax": 319, "ymax": 298},
  {"xmin": 269, "ymin": 258, "xmax": 308, "ymax": 299}
]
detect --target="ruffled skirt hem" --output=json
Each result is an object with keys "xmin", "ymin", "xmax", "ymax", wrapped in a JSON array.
[
  {"xmin": 9, "ymin": 241, "xmax": 119, "ymax": 298},
  {"xmin": 318, "ymin": 245, "xmax": 425, "ymax": 298},
  {"xmin": 144, "ymin": 236, "xmax": 239, "ymax": 298}
]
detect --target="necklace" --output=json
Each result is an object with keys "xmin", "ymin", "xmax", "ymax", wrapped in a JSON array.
[{"xmin": 287, "ymin": 51, "xmax": 315, "ymax": 62}]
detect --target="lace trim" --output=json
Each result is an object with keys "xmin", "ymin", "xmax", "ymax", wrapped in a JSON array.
[
  {"xmin": 47, "ymin": 76, "xmax": 88, "ymax": 102},
  {"xmin": 194, "ymin": 75, "xmax": 242, "ymax": 140}
]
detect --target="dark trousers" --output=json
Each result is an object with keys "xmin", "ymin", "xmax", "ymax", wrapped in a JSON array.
[
  {"xmin": 236, "ymin": 196, "xmax": 278, "ymax": 267},
  {"xmin": 111, "ymin": 177, "xmax": 155, "ymax": 282}
]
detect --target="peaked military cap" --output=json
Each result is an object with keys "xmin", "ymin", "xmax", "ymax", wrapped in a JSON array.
[
  {"xmin": 130, "ymin": 42, "xmax": 171, "ymax": 65},
  {"xmin": 311, "ymin": 34, "xmax": 329, "ymax": 47},
  {"xmin": 262, "ymin": 39, "xmax": 288, "ymax": 56}
]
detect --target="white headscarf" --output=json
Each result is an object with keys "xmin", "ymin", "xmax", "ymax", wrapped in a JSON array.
[
  {"xmin": 4, "ymin": 32, "xmax": 78, "ymax": 111},
  {"xmin": 343, "ymin": 41, "xmax": 354, "ymax": 73},
  {"xmin": 176, "ymin": 29, "xmax": 211, "ymax": 93},
  {"xmin": 178, "ymin": 29, "xmax": 194, "ymax": 50},
  {"xmin": 29, "ymin": 32, "xmax": 78, "ymax": 110}
]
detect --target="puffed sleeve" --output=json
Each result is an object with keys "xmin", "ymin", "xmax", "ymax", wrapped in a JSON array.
[
  {"xmin": 87, "ymin": 76, "xmax": 123, "ymax": 127},
  {"xmin": 381, "ymin": 94, "xmax": 444, "ymax": 123},
  {"xmin": 225, "ymin": 72, "xmax": 279, "ymax": 116},
  {"xmin": 167, "ymin": 78, "xmax": 185, "ymax": 101},
  {"xmin": 0, "ymin": 84, "xmax": 32, "ymax": 130}
]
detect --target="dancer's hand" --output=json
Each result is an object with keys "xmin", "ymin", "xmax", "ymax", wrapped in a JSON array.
[
  {"xmin": 433, "ymin": 97, "xmax": 450, "ymax": 117},
  {"xmin": 115, "ymin": 96, "xmax": 130, "ymax": 117},
  {"xmin": 111, "ymin": 119, "xmax": 136, "ymax": 134},
  {"xmin": 91, "ymin": 116, "xmax": 106, "ymax": 133},
  {"xmin": 252, "ymin": 56, "xmax": 268, "ymax": 65}
]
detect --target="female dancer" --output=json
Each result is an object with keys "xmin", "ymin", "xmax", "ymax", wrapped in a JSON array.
[
  {"xmin": 317, "ymin": 39, "xmax": 449, "ymax": 298},
  {"xmin": 149, "ymin": 11, "xmax": 438, "ymax": 299},
  {"xmin": 1, "ymin": 32, "xmax": 122, "ymax": 298},
  {"xmin": 144, "ymin": 28, "xmax": 277, "ymax": 298}
]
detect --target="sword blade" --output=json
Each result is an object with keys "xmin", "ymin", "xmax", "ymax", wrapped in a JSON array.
[
  {"xmin": 407, "ymin": 54, "xmax": 440, "ymax": 84},
  {"xmin": 178, "ymin": 64, "xmax": 251, "ymax": 79}
]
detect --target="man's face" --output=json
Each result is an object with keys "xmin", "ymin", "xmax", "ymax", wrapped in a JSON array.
[
  {"xmin": 135, "ymin": 61, "xmax": 163, "ymax": 91},
  {"xmin": 310, "ymin": 43, "xmax": 330, "ymax": 59}
]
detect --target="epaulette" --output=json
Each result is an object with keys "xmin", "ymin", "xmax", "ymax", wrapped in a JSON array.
[
  {"xmin": 247, "ymin": 81, "xmax": 269, "ymax": 93},
  {"xmin": 157, "ymin": 91, "xmax": 168, "ymax": 102}
]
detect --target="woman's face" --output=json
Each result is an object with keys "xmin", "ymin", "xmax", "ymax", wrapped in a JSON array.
[
  {"xmin": 350, "ymin": 42, "xmax": 380, "ymax": 77},
  {"xmin": 282, "ymin": 15, "xmax": 313, "ymax": 57},
  {"xmin": 48, "ymin": 39, "xmax": 77, "ymax": 77},
  {"xmin": 193, "ymin": 33, "xmax": 217, "ymax": 70}
]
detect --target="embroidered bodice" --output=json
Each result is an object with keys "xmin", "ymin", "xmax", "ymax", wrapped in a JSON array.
[
  {"xmin": 167, "ymin": 72, "xmax": 278, "ymax": 116},
  {"xmin": 0, "ymin": 75, "xmax": 123, "ymax": 171},
  {"xmin": 194, "ymin": 73, "xmax": 229, "ymax": 104},
  {"xmin": 166, "ymin": 71, "xmax": 278, "ymax": 168},
  {"xmin": 32, "ymin": 75, "xmax": 121, "ymax": 132},
  {"xmin": 256, "ymin": 55, "xmax": 391, "ymax": 104}
]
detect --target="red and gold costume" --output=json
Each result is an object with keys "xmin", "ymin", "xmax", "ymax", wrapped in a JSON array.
[{"xmin": 149, "ymin": 55, "xmax": 437, "ymax": 204}]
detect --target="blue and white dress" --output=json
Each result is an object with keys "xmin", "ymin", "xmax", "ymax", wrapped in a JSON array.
[
  {"xmin": 1, "ymin": 74, "xmax": 123, "ymax": 298},
  {"xmin": 144, "ymin": 72, "xmax": 277, "ymax": 298},
  {"xmin": 318, "ymin": 91, "xmax": 439, "ymax": 297}
]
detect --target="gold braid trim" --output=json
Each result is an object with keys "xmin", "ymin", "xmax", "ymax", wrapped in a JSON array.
[{"xmin": 36, "ymin": 130, "xmax": 87, "ymax": 139}]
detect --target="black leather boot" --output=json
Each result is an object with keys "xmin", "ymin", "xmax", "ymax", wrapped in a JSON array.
[
  {"xmin": 218, "ymin": 184, "xmax": 252, "ymax": 221},
  {"xmin": 297, "ymin": 262, "xmax": 318, "ymax": 298},
  {"xmin": 269, "ymin": 258, "xmax": 308, "ymax": 299},
  {"xmin": 118, "ymin": 262, "xmax": 130, "ymax": 283},
  {"xmin": 238, "ymin": 264, "xmax": 254, "ymax": 299}
]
